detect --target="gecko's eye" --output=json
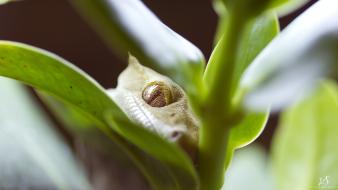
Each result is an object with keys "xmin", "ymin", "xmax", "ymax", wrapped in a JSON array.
[{"xmin": 142, "ymin": 82, "xmax": 173, "ymax": 107}]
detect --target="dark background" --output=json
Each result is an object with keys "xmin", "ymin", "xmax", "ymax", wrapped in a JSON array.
[{"xmin": 0, "ymin": 0, "xmax": 317, "ymax": 189}]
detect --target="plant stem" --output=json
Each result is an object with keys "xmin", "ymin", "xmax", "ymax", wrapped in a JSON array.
[
  {"xmin": 205, "ymin": 12, "xmax": 247, "ymax": 116},
  {"xmin": 198, "ymin": 11, "xmax": 249, "ymax": 190},
  {"xmin": 199, "ymin": 119, "xmax": 230, "ymax": 190}
]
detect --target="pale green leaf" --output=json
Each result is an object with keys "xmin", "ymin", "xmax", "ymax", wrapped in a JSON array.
[
  {"xmin": 222, "ymin": 145, "xmax": 273, "ymax": 190},
  {"xmin": 272, "ymin": 81, "xmax": 338, "ymax": 190}
]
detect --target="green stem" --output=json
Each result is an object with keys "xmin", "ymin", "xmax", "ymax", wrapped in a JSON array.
[
  {"xmin": 198, "ymin": 11, "xmax": 249, "ymax": 190},
  {"xmin": 205, "ymin": 12, "xmax": 247, "ymax": 115},
  {"xmin": 199, "ymin": 120, "xmax": 230, "ymax": 190}
]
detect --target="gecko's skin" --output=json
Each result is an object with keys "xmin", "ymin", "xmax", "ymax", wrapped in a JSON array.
[{"xmin": 108, "ymin": 56, "xmax": 199, "ymax": 157}]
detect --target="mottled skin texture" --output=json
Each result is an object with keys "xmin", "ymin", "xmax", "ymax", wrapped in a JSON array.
[{"xmin": 108, "ymin": 56, "xmax": 199, "ymax": 157}]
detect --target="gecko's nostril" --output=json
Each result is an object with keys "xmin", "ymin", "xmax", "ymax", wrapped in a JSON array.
[
  {"xmin": 171, "ymin": 131, "xmax": 181, "ymax": 139},
  {"xmin": 142, "ymin": 81, "xmax": 173, "ymax": 107}
]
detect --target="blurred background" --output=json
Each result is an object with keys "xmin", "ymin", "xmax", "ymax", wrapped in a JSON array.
[{"xmin": 0, "ymin": 0, "xmax": 317, "ymax": 189}]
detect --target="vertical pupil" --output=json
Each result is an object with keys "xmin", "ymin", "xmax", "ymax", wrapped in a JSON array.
[{"xmin": 142, "ymin": 83, "xmax": 172, "ymax": 107}]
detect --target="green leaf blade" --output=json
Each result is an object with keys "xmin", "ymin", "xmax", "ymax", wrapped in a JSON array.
[
  {"xmin": 0, "ymin": 41, "xmax": 115, "ymax": 125},
  {"xmin": 224, "ymin": 110, "xmax": 269, "ymax": 171},
  {"xmin": 272, "ymin": 81, "xmax": 338, "ymax": 190},
  {"xmin": 0, "ymin": 41, "xmax": 198, "ymax": 190},
  {"xmin": 229, "ymin": 111, "xmax": 269, "ymax": 149}
]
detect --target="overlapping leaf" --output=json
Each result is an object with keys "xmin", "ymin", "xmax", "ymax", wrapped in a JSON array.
[
  {"xmin": 0, "ymin": 41, "xmax": 198, "ymax": 190},
  {"xmin": 241, "ymin": 0, "xmax": 338, "ymax": 112}
]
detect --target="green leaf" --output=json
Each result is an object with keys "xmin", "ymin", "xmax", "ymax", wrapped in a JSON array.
[
  {"xmin": 204, "ymin": 12, "xmax": 279, "ymax": 111},
  {"xmin": 269, "ymin": 0, "xmax": 309, "ymax": 16},
  {"xmin": 105, "ymin": 112, "xmax": 198, "ymax": 190},
  {"xmin": 215, "ymin": 0, "xmax": 308, "ymax": 17},
  {"xmin": 41, "ymin": 94, "xmax": 198, "ymax": 190},
  {"xmin": 241, "ymin": 0, "xmax": 338, "ymax": 112},
  {"xmin": 222, "ymin": 144, "xmax": 273, "ymax": 190},
  {"xmin": 0, "ymin": 77, "xmax": 91, "ymax": 190},
  {"xmin": 224, "ymin": 110, "xmax": 269, "ymax": 170},
  {"xmin": 0, "ymin": 41, "xmax": 119, "ymax": 130},
  {"xmin": 70, "ymin": 0, "xmax": 205, "ymax": 98},
  {"xmin": 229, "ymin": 111, "xmax": 269, "ymax": 149},
  {"xmin": 37, "ymin": 92, "xmax": 102, "ymax": 131},
  {"xmin": 272, "ymin": 80, "xmax": 338, "ymax": 190},
  {"xmin": 231, "ymin": 14, "xmax": 279, "ymax": 93},
  {"xmin": 219, "ymin": 0, "xmax": 273, "ymax": 18},
  {"xmin": 213, "ymin": 0, "xmax": 227, "ymax": 17},
  {"xmin": 0, "ymin": 41, "xmax": 198, "ymax": 190}
]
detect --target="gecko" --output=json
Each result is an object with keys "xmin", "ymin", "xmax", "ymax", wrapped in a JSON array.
[{"xmin": 107, "ymin": 55, "xmax": 199, "ymax": 157}]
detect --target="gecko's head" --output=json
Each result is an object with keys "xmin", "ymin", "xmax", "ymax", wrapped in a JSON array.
[{"xmin": 108, "ymin": 55, "xmax": 199, "ymax": 156}]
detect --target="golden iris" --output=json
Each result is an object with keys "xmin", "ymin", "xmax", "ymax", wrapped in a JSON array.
[{"xmin": 142, "ymin": 82, "xmax": 173, "ymax": 107}]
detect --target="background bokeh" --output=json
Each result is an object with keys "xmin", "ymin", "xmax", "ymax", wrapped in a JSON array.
[{"xmin": 0, "ymin": 0, "xmax": 317, "ymax": 189}]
